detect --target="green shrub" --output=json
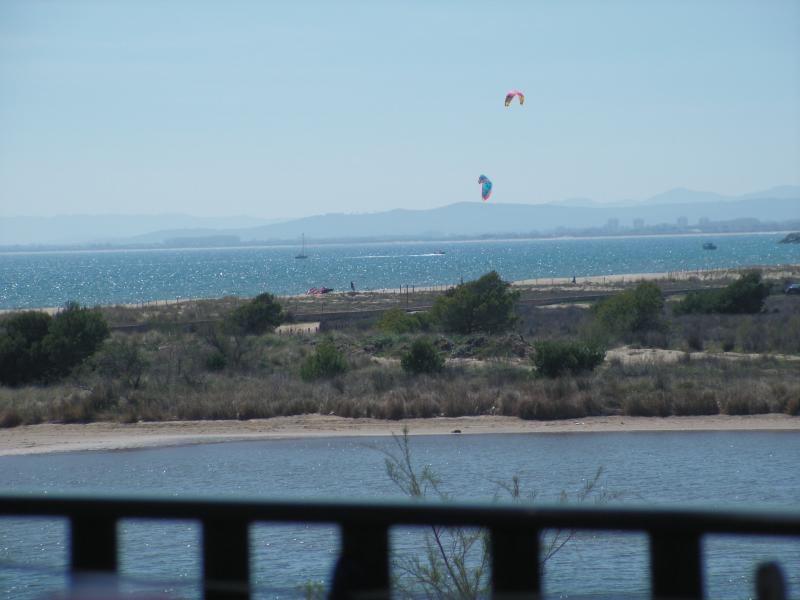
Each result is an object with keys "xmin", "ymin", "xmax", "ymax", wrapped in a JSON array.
[
  {"xmin": 674, "ymin": 272, "xmax": 770, "ymax": 315},
  {"xmin": 532, "ymin": 340, "xmax": 605, "ymax": 378},
  {"xmin": 300, "ymin": 338, "xmax": 348, "ymax": 381},
  {"xmin": 432, "ymin": 271, "xmax": 520, "ymax": 334},
  {"xmin": 228, "ymin": 293, "xmax": 283, "ymax": 335},
  {"xmin": 375, "ymin": 309, "xmax": 430, "ymax": 334},
  {"xmin": 43, "ymin": 302, "xmax": 110, "ymax": 380},
  {"xmin": 205, "ymin": 351, "xmax": 228, "ymax": 372},
  {"xmin": 593, "ymin": 282, "xmax": 666, "ymax": 339},
  {"xmin": 401, "ymin": 338, "xmax": 445, "ymax": 375},
  {"xmin": 672, "ymin": 290, "xmax": 720, "ymax": 315},
  {"xmin": 0, "ymin": 303, "xmax": 109, "ymax": 386},
  {"xmin": 716, "ymin": 272, "xmax": 771, "ymax": 314},
  {"xmin": 0, "ymin": 311, "xmax": 53, "ymax": 386}
]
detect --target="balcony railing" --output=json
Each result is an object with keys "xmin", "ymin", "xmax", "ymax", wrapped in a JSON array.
[{"xmin": 1, "ymin": 493, "xmax": 797, "ymax": 599}]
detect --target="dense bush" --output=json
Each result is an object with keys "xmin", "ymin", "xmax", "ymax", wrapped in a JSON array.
[
  {"xmin": 43, "ymin": 303, "xmax": 110, "ymax": 379},
  {"xmin": 592, "ymin": 282, "xmax": 666, "ymax": 340},
  {"xmin": 672, "ymin": 290, "xmax": 720, "ymax": 316},
  {"xmin": 375, "ymin": 308, "xmax": 431, "ymax": 334},
  {"xmin": 673, "ymin": 271, "xmax": 770, "ymax": 315},
  {"xmin": 300, "ymin": 338, "xmax": 348, "ymax": 381},
  {"xmin": 0, "ymin": 311, "xmax": 52, "ymax": 386},
  {"xmin": 0, "ymin": 303, "xmax": 109, "ymax": 386},
  {"xmin": 533, "ymin": 340, "xmax": 605, "ymax": 378},
  {"xmin": 228, "ymin": 293, "xmax": 283, "ymax": 335},
  {"xmin": 401, "ymin": 338, "xmax": 445, "ymax": 375},
  {"xmin": 432, "ymin": 271, "xmax": 520, "ymax": 334}
]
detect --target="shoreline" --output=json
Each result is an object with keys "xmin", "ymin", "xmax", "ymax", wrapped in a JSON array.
[
  {"xmin": 1, "ymin": 414, "xmax": 798, "ymax": 457},
  {"xmin": 3, "ymin": 263, "xmax": 799, "ymax": 315}
]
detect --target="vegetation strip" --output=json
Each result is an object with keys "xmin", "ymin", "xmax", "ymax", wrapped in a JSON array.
[{"xmin": 1, "ymin": 268, "xmax": 798, "ymax": 431}]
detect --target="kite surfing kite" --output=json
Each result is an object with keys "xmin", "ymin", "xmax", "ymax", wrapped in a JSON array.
[
  {"xmin": 504, "ymin": 90, "xmax": 525, "ymax": 107},
  {"xmin": 478, "ymin": 175, "xmax": 492, "ymax": 201}
]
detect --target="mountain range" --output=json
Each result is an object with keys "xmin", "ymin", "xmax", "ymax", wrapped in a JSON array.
[{"xmin": 1, "ymin": 185, "xmax": 798, "ymax": 247}]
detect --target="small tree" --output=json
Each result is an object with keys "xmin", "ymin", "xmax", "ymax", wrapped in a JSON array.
[
  {"xmin": 43, "ymin": 302, "xmax": 110, "ymax": 380},
  {"xmin": 300, "ymin": 338, "xmax": 348, "ymax": 381},
  {"xmin": 93, "ymin": 336, "xmax": 149, "ymax": 389},
  {"xmin": 432, "ymin": 271, "xmax": 520, "ymax": 334},
  {"xmin": 228, "ymin": 293, "xmax": 283, "ymax": 335},
  {"xmin": 593, "ymin": 282, "xmax": 665, "ymax": 340},
  {"xmin": 401, "ymin": 338, "xmax": 445, "ymax": 375},
  {"xmin": 0, "ymin": 311, "xmax": 53, "ymax": 386}
]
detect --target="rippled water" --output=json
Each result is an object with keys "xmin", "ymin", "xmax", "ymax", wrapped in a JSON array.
[
  {"xmin": 1, "ymin": 432, "xmax": 798, "ymax": 599},
  {"xmin": 1, "ymin": 234, "xmax": 798, "ymax": 309}
]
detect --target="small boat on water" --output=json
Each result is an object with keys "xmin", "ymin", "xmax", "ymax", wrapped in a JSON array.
[
  {"xmin": 295, "ymin": 234, "xmax": 308, "ymax": 259},
  {"xmin": 432, "ymin": 251, "xmax": 446, "ymax": 256},
  {"xmin": 702, "ymin": 242, "xmax": 717, "ymax": 250}
]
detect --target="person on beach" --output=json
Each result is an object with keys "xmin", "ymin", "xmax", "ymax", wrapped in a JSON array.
[{"xmin": 350, "ymin": 281, "xmax": 355, "ymax": 292}]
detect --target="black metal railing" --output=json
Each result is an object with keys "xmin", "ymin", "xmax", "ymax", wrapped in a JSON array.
[{"xmin": 1, "ymin": 493, "xmax": 797, "ymax": 599}]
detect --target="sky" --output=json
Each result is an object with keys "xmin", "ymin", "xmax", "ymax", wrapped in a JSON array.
[{"xmin": 1, "ymin": 0, "xmax": 798, "ymax": 220}]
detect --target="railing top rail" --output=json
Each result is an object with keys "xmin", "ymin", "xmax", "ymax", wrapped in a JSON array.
[{"xmin": 2, "ymin": 493, "xmax": 799, "ymax": 536}]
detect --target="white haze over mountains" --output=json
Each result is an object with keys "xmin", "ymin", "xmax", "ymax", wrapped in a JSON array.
[
  {"xmin": 548, "ymin": 185, "xmax": 800, "ymax": 207},
  {"xmin": 1, "ymin": 186, "xmax": 798, "ymax": 247}
]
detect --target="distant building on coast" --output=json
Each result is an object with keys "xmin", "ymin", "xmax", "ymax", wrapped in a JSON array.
[
  {"xmin": 605, "ymin": 218, "xmax": 620, "ymax": 231},
  {"xmin": 677, "ymin": 216, "xmax": 689, "ymax": 227},
  {"xmin": 633, "ymin": 218, "xmax": 645, "ymax": 229}
]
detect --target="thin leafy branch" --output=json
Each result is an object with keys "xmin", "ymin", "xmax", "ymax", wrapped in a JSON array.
[{"xmin": 380, "ymin": 427, "xmax": 618, "ymax": 599}]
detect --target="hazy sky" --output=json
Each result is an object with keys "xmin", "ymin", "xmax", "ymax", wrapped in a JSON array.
[{"xmin": 1, "ymin": 1, "xmax": 798, "ymax": 220}]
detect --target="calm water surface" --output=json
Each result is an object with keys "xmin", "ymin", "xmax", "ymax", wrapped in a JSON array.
[
  {"xmin": 1, "ymin": 431, "xmax": 798, "ymax": 599},
  {"xmin": 2, "ymin": 234, "xmax": 798, "ymax": 308}
]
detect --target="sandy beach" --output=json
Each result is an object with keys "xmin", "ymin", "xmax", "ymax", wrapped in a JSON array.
[{"xmin": 1, "ymin": 414, "xmax": 797, "ymax": 457}]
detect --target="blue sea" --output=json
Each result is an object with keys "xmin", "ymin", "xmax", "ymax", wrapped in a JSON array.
[
  {"xmin": 1, "ymin": 432, "xmax": 799, "ymax": 599},
  {"xmin": 1, "ymin": 233, "xmax": 798, "ymax": 309}
]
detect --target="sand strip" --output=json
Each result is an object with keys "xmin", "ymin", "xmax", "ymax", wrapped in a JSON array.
[{"xmin": 1, "ymin": 414, "xmax": 797, "ymax": 457}]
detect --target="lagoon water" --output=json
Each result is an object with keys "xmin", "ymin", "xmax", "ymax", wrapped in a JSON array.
[
  {"xmin": 2, "ymin": 233, "xmax": 799, "ymax": 309},
  {"xmin": 1, "ymin": 432, "xmax": 799, "ymax": 599}
]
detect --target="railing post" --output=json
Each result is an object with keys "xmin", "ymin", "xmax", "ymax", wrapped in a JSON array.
[
  {"xmin": 650, "ymin": 530, "xmax": 702, "ymax": 599},
  {"xmin": 330, "ymin": 524, "xmax": 389, "ymax": 600},
  {"xmin": 203, "ymin": 518, "xmax": 250, "ymax": 600},
  {"xmin": 70, "ymin": 515, "xmax": 117, "ymax": 586},
  {"xmin": 71, "ymin": 515, "xmax": 117, "ymax": 572},
  {"xmin": 491, "ymin": 525, "xmax": 540, "ymax": 599}
]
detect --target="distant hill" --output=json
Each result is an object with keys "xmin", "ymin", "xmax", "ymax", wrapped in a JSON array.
[
  {"xmin": 0, "ymin": 214, "xmax": 279, "ymax": 246},
  {"xmin": 2, "ymin": 185, "xmax": 798, "ymax": 247},
  {"xmin": 127, "ymin": 196, "xmax": 799, "ymax": 245},
  {"xmin": 739, "ymin": 185, "xmax": 800, "ymax": 200},
  {"xmin": 635, "ymin": 187, "xmax": 729, "ymax": 205},
  {"xmin": 547, "ymin": 185, "xmax": 800, "ymax": 207}
]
